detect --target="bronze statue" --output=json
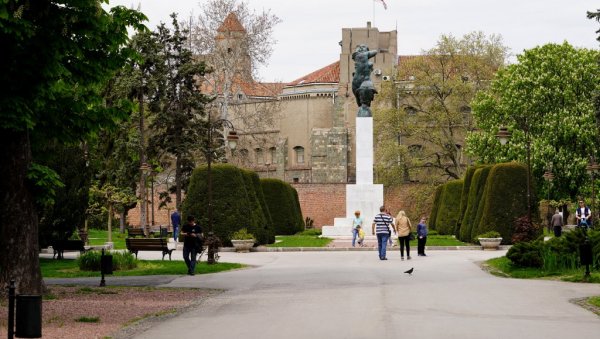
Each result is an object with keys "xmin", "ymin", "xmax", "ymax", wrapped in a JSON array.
[{"xmin": 352, "ymin": 44, "xmax": 378, "ymax": 117}]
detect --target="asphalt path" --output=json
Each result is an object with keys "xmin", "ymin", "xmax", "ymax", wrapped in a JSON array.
[{"xmin": 121, "ymin": 250, "xmax": 600, "ymax": 339}]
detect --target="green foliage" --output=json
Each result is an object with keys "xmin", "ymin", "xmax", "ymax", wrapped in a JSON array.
[
  {"xmin": 458, "ymin": 166, "xmax": 491, "ymax": 242},
  {"xmin": 260, "ymin": 178, "xmax": 304, "ymax": 235},
  {"xmin": 506, "ymin": 241, "xmax": 544, "ymax": 268},
  {"xmin": 34, "ymin": 143, "xmax": 90, "ymax": 248},
  {"xmin": 456, "ymin": 166, "xmax": 483, "ymax": 237},
  {"xmin": 296, "ymin": 229, "xmax": 322, "ymax": 236},
  {"xmin": 469, "ymin": 166, "xmax": 494, "ymax": 241},
  {"xmin": 77, "ymin": 251, "xmax": 137, "ymax": 271},
  {"xmin": 240, "ymin": 169, "xmax": 273, "ymax": 244},
  {"xmin": 374, "ymin": 31, "xmax": 508, "ymax": 182},
  {"xmin": 476, "ymin": 231, "xmax": 502, "ymax": 239},
  {"xmin": 428, "ymin": 185, "xmax": 444, "ymax": 231},
  {"xmin": 267, "ymin": 235, "xmax": 331, "ymax": 247},
  {"xmin": 183, "ymin": 164, "xmax": 258, "ymax": 246},
  {"xmin": 434, "ymin": 180, "xmax": 463, "ymax": 235},
  {"xmin": 476, "ymin": 163, "xmax": 533, "ymax": 244},
  {"xmin": 467, "ymin": 42, "xmax": 600, "ymax": 200},
  {"xmin": 231, "ymin": 228, "xmax": 255, "ymax": 240}
]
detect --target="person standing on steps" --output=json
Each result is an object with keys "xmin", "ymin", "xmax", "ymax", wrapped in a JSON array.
[
  {"xmin": 551, "ymin": 209, "xmax": 564, "ymax": 237},
  {"xmin": 351, "ymin": 210, "xmax": 363, "ymax": 247},
  {"xmin": 372, "ymin": 206, "xmax": 393, "ymax": 260},
  {"xmin": 417, "ymin": 216, "xmax": 428, "ymax": 256},
  {"xmin": 395, "ymin": 210, "xmax": 413, "ymax": 260}
]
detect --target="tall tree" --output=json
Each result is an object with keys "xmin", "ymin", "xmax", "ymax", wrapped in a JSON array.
[
  {"xmin": 0, "ymin": 1, "xmax": 145, "ymax": 293},
  {"xmin": 148, "ymin": 14, "xmax": 213, "ymax": 208},
  {"xmin": 466, "ymin": 42, "xmax": 600, "ymax": 200},
  {"xmin": 375, "ymin": 31, "xmax": 508, "ymax": 184},
  {"xmin": 188, "ymin": 0, "xmax": 281, "ymax": 120}
]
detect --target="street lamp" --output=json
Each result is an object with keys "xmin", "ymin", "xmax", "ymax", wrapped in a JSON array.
[
  {"xmin": 205, "ymin": 118, "xmax": 238, "ymax": 264},
  {"xmin": 543, "ymin": 167, "xmax": 555, "ymax": 231},
  {"xmin": 139, "ymin": 162, "xmax": 152, "ymax": 236},
  {"xmin": 586, "ymin": 156, "xmax": 600, "ymax": 223},
  {"xmin": 495, "ymin": 124, "xmax": 532, "ymax": 222}
]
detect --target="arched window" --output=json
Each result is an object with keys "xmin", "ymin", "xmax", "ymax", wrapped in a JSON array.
[
  {"xmin": 293, "ymin": 146, "xmax": 304, "ymax": 164},
  {"xmin": 255, "ymin": 148, "xmax": 264, "ymax": 164}
]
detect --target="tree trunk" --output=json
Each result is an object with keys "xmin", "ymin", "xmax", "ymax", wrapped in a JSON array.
[
  {"xmin": 175, "ymin": 155, "xmax": 182, "ymax": 208},
  {"xmin": 119, "ymin": 210, "xmax": 126, "ymax": 233},
  {"xmin": 0, "ymin": 130, "xmax": 43, "ymax": 294},
  {"xmin": 138, "ymin": 90, "xmax": 148, "ymax": 236}
]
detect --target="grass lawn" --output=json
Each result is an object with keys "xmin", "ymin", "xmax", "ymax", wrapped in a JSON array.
[
  {"xmin": 86, "ymin": 228, "xmax": 127, "ymax": 249},
  {"xmin": 589, "ymin": 296, "xmax": 600, "ymax": 308},
  {"xmin": 267, "ymin": 235, "xmax": 332, "ymax": 247},
  {"xmin": 485, "ymin": 256, "xmax": 600, "ymax": 283},
  {"xmin": 407, "ymin": 235, "xmax": 470, "ymax": 247},
  {"xmin": 41, "ymin": 258, "xmax": 244, "ymax": 278}
]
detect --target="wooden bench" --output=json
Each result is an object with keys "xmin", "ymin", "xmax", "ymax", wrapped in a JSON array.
[
  {"xmin": 52, "ymin": 240, "xmax": 87, "ymax": 259},
  {"xmin": 126, "ymin": 238, "xmax": 174, "ymax": 260},
  {"xmin": 127, "ymin": 227, "xmax": 145, "ymax": 238}
]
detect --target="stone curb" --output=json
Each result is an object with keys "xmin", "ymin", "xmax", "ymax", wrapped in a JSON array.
[{"xmin": 221, "ymin": 245, "xmax": 511, "ymax": 252}]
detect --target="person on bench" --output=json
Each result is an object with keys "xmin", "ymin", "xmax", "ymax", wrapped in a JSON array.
[{"xmin": 182, "ymin": 215, "xmax": 203, "ymax": 276}]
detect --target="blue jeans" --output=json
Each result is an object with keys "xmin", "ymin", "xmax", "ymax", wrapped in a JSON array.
[
  {"xmin": 183, "ymin": 245, "xmax": 197, "ymax": 274},
  {"xmin": 352, "ymin": 228, "xmax": 358, "ymax": 247},
  {"xmin": 173, "ymin": 226, "xmax": 179, "ymax": 242},
  {"xmin": 376, "ymin": 233, "xmax": 390, "ymax": 259}
]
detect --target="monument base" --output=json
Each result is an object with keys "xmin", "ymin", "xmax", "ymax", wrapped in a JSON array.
[{"xmin": 321, "ymin": 183, "xmax": 383, "ymax": 238}]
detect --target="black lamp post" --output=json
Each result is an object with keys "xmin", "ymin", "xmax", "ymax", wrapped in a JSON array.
[
  {"xmin": 496, "ymin": 124, "xmax": 532, "ymax": 222},
  {"xmin": 205, "ymin": 118, "xmax": 238, "ymax": 264},
  {"xmin": 586, "ymin": 156, "xmax": 600, "ymax": 223},
  {"xmin": 543, "ymin": 167, "xmax": 555, "ymax": 231}
]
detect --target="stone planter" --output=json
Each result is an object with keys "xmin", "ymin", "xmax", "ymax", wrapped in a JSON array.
[
  {"xmin": 478, "ymin": 237, "xmax": 502, "ymax": 250},
  {"xmin": 231, "ymin": 239, "xmax": 255, "ymax": 253}
]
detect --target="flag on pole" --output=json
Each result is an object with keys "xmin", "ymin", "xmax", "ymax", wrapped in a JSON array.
[{"xmin": 374, "ymin": 0, "xmax": 388, "ymax": 10}]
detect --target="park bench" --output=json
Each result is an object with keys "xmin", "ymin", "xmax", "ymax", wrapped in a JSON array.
[
  {"xmin": 126, "ymin": 238, "xmax": 174, "ymax": 260},
  {"xmin": 127, "ymin": 227, "xmax": 145, "ymax": 238},
  {"xmin": 52, "ymin": 240, "xmax": 88, "ymax": 259}
]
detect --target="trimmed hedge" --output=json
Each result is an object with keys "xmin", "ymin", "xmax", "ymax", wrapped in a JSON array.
[
  {"xmin": 261, "ymin": 178, "xmax": 304, "ymax": 235},
  {"xmin": 428, "ymin": 185, "xmax": 444, "ymax": 231},
  {"xmin": 458, "ymin": 165, "xmax": 493, "ymax": 242},
  {"xmin": 455, "ymin": 166, "xmax": 483, "ymax": 237},
  {"xmin": 248, "ymin": 170, "xmax": 275, "ymax": 244},
  {"xmin": 240, "ymin": 169, "xmax": 274, "ymax": 244},
  {"xmin": 183, "ymin": 164, "xmax": 270, "ymax": 245},
  {"xmin": 475, "ymin": 162, "xmax": 533, "ymax": 244},
  {"xmin": 434, "ymin": 179, "xmax": 463, "ymax": 235},
  {"xmin": 290, "ymin": 186, "xmax": 304, "ymax": 231}
]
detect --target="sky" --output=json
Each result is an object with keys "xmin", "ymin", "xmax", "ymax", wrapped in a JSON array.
[{"xmin": 109, "ymin": 0, "xmax": 599, "ymax": 83}]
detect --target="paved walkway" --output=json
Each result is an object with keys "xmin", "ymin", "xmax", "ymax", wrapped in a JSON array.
[{"xmin": 54, "ymin": 250, "xmax": 600, "ymax": 339}]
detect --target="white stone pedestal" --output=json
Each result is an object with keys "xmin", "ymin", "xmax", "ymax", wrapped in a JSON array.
[{"xmin": 321, "ymin": 117, "xmax": 384, "ymax": 237}]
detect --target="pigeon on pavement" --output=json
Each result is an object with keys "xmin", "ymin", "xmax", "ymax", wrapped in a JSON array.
[{"xmin": 404, "ymin": 267, "xmax": 414, "ymax": 275}]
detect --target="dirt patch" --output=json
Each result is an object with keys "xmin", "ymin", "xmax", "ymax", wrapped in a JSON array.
[{"xmin": 0, "ymin": 285, "xmax": 219, "ymax": 339}]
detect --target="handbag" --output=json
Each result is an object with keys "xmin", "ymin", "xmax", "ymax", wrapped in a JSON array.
[{"xmin": 408, "ymin": 233, "xmax": 415, "ymax": 241}]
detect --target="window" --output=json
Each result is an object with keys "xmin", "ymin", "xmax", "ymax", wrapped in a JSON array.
[
  {"xmin": 269, "ymin": 147, "xmax": 276, "ymax": 164},
  {"xmin": 293, "ymin": 146, "xmax": 304, "ymax": 164},
  {"xmin": 255, "ymin": 148, "xmax": 264, "ymax": 164}
]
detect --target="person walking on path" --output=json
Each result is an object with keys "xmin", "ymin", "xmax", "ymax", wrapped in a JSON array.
[
  {"xmin": 551, "ymin": 209, "xmax": 564, "ymax": 237},
  {"xmin": 417, "ymin": 217, "xmax": 428, "ymax": 256},
  {"xmin": 372, "ymin": 206, "xmax": 394, "ymax": 260},
  {"xmin": 351, "ymin": 210, "xmax": 363, "ymax": 247},
  {"xmin": 182, "ymin": 215, "xmax": 202, "ymax": 275},
  {"xmin": 395, "ymin": 210, "xmax": 413, "ymax": 260},
  {"xmin": 171, "ymin": 208, "xmax": 181, "ymax": 242}
]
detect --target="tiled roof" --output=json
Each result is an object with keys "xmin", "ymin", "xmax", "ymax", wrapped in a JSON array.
[
  {"xmin": 238, "ymin": 81, "xmax": 284, "ymax": 97},
  {"xmin": 287, "ymin": 61, "xmax": 340, "ymax": 86},
  {"xmin": 217, "ymin": 13, "xmax": 246, "ymax": 33}
]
